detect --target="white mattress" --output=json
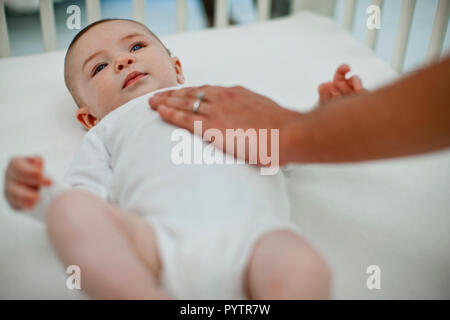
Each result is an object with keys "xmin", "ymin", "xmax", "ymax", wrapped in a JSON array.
[{"xmin": 0, "ymin": 11, "xmax": 449, "ymax": 299}]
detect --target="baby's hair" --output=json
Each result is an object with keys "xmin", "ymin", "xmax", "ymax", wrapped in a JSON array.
[{"xmin": 64, "ymin": 18, "xmax": 172, "ymax": 109}]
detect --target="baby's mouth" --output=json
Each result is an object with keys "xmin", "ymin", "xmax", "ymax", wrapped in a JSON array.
[{"xmin": 123, "ymin": 71, "xmax": 148, "ymax": 89}]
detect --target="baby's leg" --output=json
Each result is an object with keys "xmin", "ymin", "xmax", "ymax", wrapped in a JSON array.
[
  {"xmin": 45, "ymin": 189, "xmax": 169, "ymax": 299},
  {"xmin": 244, "ymin": 229, "xmax": 331, "ymax": 299}
]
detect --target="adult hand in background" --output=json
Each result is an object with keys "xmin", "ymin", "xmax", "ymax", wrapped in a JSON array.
[{"xmin": 149, "ymin": 85, "xmax": 302, "ymax": 167}]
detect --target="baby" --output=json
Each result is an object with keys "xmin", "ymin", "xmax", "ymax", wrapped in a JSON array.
[{"xmin": 4, "ymin": 19, "xmax": 364, "ymax": 299}]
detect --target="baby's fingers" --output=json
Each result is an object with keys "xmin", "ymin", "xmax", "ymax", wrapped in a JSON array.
[
  {"xmin": 318, "ymin": 82, "xmax": 333, "ymax": 97},
  {"xmin": 7, "ymin": 156, "xmax": 51, "ymax": 187},
  {"xmin": 318, "ymin": 82, "xmax": 340, "ymax": 105},
  {"xmin": 349, "ymin": 75, "xmax": 364, "ymax": 92},
  {"xmin": 334, "ymin": 64, "xmax": 351, "ymax": 82},
  {"xmin": 5, "ymin": 182, "xmax": 39, "ymax": 210},
  {"xmin": 334, "ymin": 81, "xmax": 353, "ymax": 95},
  {"xmin": 27, "ymin": 157, "xmax": 52, "ymax": 184}
]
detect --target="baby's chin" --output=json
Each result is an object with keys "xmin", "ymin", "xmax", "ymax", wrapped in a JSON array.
[
  {"xmin": 97, "ymin": 80, "xmax": 178, "ymax": 120},
  {"xmin": 124, "ymin": 78, "xmax": 169, "ymax": 99},
  {"xmin": 128, "ymin": 82, "xmax": 159, "ymax": 98},
  {"xmin": 125, "ymin": 80, "xmax": 178, "ymax": 103},
  {"xmin": 98, "ymin": 84, "xmax": 166, "ymax": 119}
]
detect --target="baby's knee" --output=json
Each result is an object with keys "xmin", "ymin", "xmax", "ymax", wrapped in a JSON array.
[
  {"xmin": 46, "ymin": 189, "xmax": 93, "ymax": 234},
  {"xmin": 267, "ymin": 230, "xmax": 332, "ymax": 299},
  {"xmin": 269, "ymin": 250, "xmax": 331, "ymax": 299},
  {"xmin": 300, "ymin": 248, "xmax": 332, "ymax": 299}
]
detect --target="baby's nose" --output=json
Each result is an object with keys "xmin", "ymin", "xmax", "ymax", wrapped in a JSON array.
[{"xmin": 115, "ymin": 56, "xmax": 135, "ymax": 72}]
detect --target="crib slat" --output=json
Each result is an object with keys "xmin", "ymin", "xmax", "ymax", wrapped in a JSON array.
[
  {"xmin": 133, "ymin": 0, "xmax": 146, "ymax": 24},
  {"xmin": 214, "ymin": 0, "xmax": 229, "ymax": 28},
  {"xmin": 365, "ymin": 0, "xmax": 384, "ymax": 50},
  {"xmin": 392, "ymin": 0, "xmax": 416, "ymax": 72},
  {"xmin": 342, "ymin": 0, "xmax": 356, "ymax": 31},
  {"xmin": 39, "ymin": 0, "xmax": 57, "ymax": 52},
  {"xmin": 0, "ymin": 0, "xmax": 10, "ymax": 58},
  {"xmin": 258, "ymin": 0, "xmax": 271, "ymax": 21},
  {"xmin": 86, "ymin": 0, "xmax": 101, "ymax": 24},
  {"xmin": 176, "ymin": 0, "xmax": 187, "ymax": 32},
  {"xmin": 426, "ymin": 0, "xmax": 450, "ymax": 63}
]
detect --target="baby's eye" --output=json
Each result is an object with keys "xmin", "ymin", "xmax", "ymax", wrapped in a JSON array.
[
  {"xmin": 93, "ymin": 63, "xmax": 107, "ymax": 76},
  {"xmin": 131, "ymin": 43, "xmax": 143, "ymax": 52}
]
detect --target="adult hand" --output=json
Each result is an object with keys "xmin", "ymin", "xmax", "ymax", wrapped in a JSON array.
[{"xmin": 149, "ymin": 85, "xmax": 302, "ymax": 167}]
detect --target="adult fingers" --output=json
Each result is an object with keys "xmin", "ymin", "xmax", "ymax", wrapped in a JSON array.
[
  {"xmin": 151, "ymin": 95, "xmax": 210, "ymax": 115},
  {"xmin": 334, "ymin": 64, "xmax": 351, "ymax": 81},
  {"xmin": 150, "ymin": 85, "xmax": 225, "ymax": 109},
  {"xmin": 150, "ymin": 87, "xmax": 195, "ymax": 108}
]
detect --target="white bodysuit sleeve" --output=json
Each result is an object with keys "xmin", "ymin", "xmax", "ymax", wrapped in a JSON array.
[
  {"xmin": 63, "ymin": 130, "xmax": 112, "ymax": 199},
  {"xmin": 25, "ymin": 130, "xmax": 112, "ymax": 223}
]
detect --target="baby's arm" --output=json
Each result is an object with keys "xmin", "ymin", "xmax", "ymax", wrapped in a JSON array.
[
  {"xmin": 4, "ymin": 130, "xmax": 112, "ymax": 222},
  {"xmin": 5, "ymin": 134, "xmax": 167, "ymax": 299},
  {"xmin": 62, "ymin": 129, "xmax": 112, "ymax": 200},
  {"xmin": 318, "ymin": 64, "xmax": 366, "ymax": 106}
]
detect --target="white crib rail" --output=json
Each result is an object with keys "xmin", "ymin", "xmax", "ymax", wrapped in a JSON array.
[
  {"xmin": 365, "ymin": 0, "xmax": 383, "ymax": 50},
  {"xmin": 177, "ymin": 0, "xmax": 188, "ymax": 32},
  {"xmin": 86, "ymin": 0, "xmax": 101, "ymax": 24},
  {"xmin": 392, "ymin": 0, "xmax": 416, "ymax": 72},
  {"xmin": 342, "ymin": 0, "xmax": 357, "ymax": 31},
  {"xmin": 0, "ymin": 0, "xmax": 449, "ymax": 73},
  {"xmin": 39, "ymin": 0, "xmax": 57, "ymax": 52},
  {"xmin": 215, "ymin": 0, "xmax": 273, "ymax": 27},
  {"xmin": 133, "ymin": 0, "xmax": 146, "ymax": 24},
  {"xmin": 427, "ymin": 0, "xmax": 450, "ymax": 63},
  {"xmin": 258, "ymin": 0, "xmax": 272, "ymax": 21},
  {"xmin": 0, "ymin": 0, "xmax": 10, "ymax": 57},
  {"xmin": 214, "ymin": 0, "xmax": 229, "ymax": 28}
]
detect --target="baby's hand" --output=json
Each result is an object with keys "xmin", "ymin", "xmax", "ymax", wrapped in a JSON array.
[
  {"xmin": 318, "ymin": 64, "xmax": 366, "ymax": 106},
  {"xmin": 4, "ymin": 156, "xmax": 52, "ymax": 210}
]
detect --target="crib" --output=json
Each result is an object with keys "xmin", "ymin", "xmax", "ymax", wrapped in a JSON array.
[
  {"xmin": 0, "ymin": 0, "xmax": 449, "ymax": 300},
  {"xmin": 1, "ymin": 0, "xmax": 449, "ymax": 72}
]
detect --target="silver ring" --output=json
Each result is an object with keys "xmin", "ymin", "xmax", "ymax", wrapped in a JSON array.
[{"xmin": 192, "ymin": 91, "xmax": 204, "ymax": 113}]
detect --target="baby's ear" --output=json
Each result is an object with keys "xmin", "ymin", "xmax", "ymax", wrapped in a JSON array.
[
  {"xmin": 172, "ymin": 57, "xmax": 185, "ymax": 85},
  {"xmin": 75, "ymin": 107, "xmax": 98, "ymax": 130}
]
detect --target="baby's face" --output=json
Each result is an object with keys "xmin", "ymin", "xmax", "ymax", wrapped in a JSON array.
[{"xmin": 68, "ymin": 20, "xmax": 184, "ymax": 127}]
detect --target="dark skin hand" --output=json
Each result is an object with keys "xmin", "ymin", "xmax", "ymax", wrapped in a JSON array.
[{"xmin": 149, "ymin": 57, "xmax": 450, "ymax": 165}]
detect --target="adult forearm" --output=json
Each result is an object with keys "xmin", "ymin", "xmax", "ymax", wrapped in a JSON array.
[{"xmin": 283, "ymin": 57, "xmax": 450, "ymax": 164}]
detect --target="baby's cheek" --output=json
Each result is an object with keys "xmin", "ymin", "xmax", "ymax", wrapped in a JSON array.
[
  {"xmin": 161, "ymin": 71, "xmax": 180, "ymax": 88},
  {"xmin": 99, "ymin": 80, "xmax": 119, "ymax": 103},
  {"xmin": 89, "ymin": 88, "xmax": 110, "ymax": 118}
]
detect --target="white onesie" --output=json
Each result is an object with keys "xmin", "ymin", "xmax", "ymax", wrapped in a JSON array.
[{"xmin": 33, "ymin": 87, "xmax": 301, "ymax": 299}]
